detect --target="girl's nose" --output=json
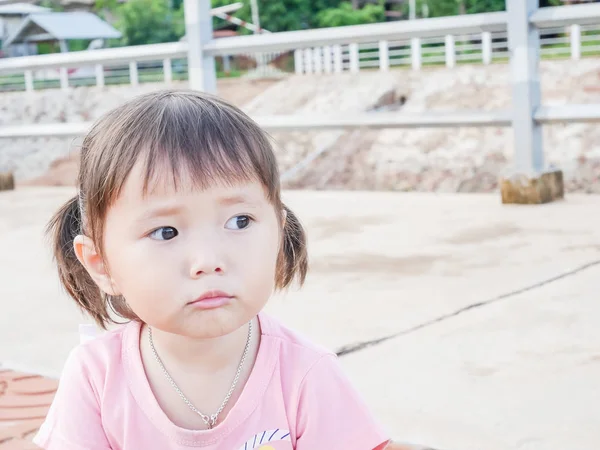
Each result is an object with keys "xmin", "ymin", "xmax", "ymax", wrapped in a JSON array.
[{"xmin": 189, "ymin": 248, "xmax": 225, "ymax": 279}]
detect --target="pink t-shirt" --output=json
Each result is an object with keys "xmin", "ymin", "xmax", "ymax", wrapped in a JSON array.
[{"xmin": 34, "ymin": 313, "xmax": 390, "ymax": 449}]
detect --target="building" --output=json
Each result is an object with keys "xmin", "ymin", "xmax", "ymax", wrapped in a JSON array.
[
  {"xmin": 0, "ymin": 2, "xmax": 50, "ymax": 56},
  {"xmin": 2, "ymin": 11, "xmax": 121, "ymax": 55}
]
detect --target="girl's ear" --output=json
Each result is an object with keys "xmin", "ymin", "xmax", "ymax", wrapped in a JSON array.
[{"xmin": 73, "ymin": 235, "xmax": 121, "ymax": 296}]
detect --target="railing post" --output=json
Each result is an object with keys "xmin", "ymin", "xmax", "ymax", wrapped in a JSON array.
[
  {"xmin": 95, "ymin": 64, "xmax": 104, "ymax": 87},
  {"xmin": 184, "ymin": 0, "xmax": 217, "ymax": 93},
  {"xmin": 333, "ymin": 45, "xmax": 343, "ymax": 73},
  {"xmin": 349, "ymin": 43, "xmax": 359, "ymax": 73},
  {"xmin": 129, "ymin": 61, "xmax": 139, "ymax": 86},
  {"xmin": 379, "ymin": 40, "xmax": 389, "ymax": 72},
  {"xmin": 24, "ymin": 70, "xmax": 34, "ymax": 92},
  {"xmin": 482, "ymin": 31, "xmax": 492, "ymax": 64},
  {"xmin": 571, "ymin": 24, "xmax": 581, "ymax": 61},
  {"xmin": 323, "ymin": 45, "xmax": 333, "ymax": 73},
  {"xmin": 313, "ymin": 47, "xmax": 323, "ymax": 74},
  {"xmin": 501, "ymin": 0, "xmax": 562, "ymax": 204},
  {"xmin": 163, "ymin": 58, "xmax": 173, "ymax": 83},
  {"xmin": 507, "ymin": 0, "xmax": 542, "ymax": 173},
  {"xmin": 59, "ymin": 67, "xmax": 69, "ymax": 91},
  {"xmin": 294, "ymin": 49, "xmax": 304, "ymax": 74},
  {"xmin": 411, "ymin": 37, "xmax": 421, "ymax": 70},
  {"xmin": 304, "ymin": 48, "xmax": 313, "ymax": 74},
  {"xmin": 445, "ymin": 35, "xmax": 455, "ymax": 68}
]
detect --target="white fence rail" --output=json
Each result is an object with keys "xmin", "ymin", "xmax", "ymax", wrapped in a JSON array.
[
  {"xmin": 0, "ymin": 49, "xmax": 286, "ymax": 92},
  {"xmin": 294, "ymin": 24, "xmax": 600, "ymax": 74},
  {"xmin": 1, "ymin": 1, "xmax": 600, "ymax": 178},
  {"xmin": 1, "ymin": 6, "xmax": 600, "ymax": 92}
]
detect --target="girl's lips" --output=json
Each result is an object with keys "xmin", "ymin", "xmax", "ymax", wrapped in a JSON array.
[{"xmin": 187, "ymin": 290, "xmax": 233, "ymax": 309}]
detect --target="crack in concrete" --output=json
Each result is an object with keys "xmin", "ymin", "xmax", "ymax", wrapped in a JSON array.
[{"xmin": 336, "ymin": 258, "xmax": 600, "ymax": 357}]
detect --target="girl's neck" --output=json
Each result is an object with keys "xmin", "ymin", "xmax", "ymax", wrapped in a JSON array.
[{"xmin": 142, "ymin": 317, "xmax": 258, "ymax": 374}]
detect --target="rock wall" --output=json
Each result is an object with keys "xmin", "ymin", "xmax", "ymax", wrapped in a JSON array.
[
  {"xmin": 1, "ymin": 59, "xmax": 600, "ymax": 192},
  {"xmin": 279, "ymin": 59, "xmax": 600, "ymax": 193}
]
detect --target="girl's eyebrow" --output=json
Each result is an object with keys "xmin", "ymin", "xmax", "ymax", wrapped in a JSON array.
[
  {"xmin": 136, "ymin": 205, "xmax": 184, "ymax": 222},
  {"xmin": 218, "ymin": 194, "xmax": 258, "ymax": 207}
]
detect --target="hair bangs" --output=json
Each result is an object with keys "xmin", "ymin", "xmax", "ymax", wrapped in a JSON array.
[{"xmin": 112, "ymin": 92, "xmax": 281, "ymax": 202}]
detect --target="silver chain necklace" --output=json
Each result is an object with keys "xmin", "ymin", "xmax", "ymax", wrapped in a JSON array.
[{"xmin": 147, "ymin": 321, "xmax": 253, "ymax": 429}]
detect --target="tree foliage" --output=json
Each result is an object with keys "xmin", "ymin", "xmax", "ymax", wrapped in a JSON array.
[
  {"xmin": 210, "ymin": 0, "xmax": 345, "ymax": 32},
  {"xmin": 316, "ymin": 2, "xmax": 385, "ymax": 27},
  {"xmin": 93, "ymin": 0, "xmax": 582, "ymax": 47},
  {"xmin": 407, "ymin": 0, "xmax": 566, "ymax": 18},
  {"xmin": 96, "ymin": 0, "xmax": 185, "ymax": 46}
]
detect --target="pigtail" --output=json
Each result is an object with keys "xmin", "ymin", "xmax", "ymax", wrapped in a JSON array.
[
  {"xmin": 46, "ymin": 196, "xmax": 107, "ymax": 328},
  {"xmin": 276, "ymin": 204, "xmax": 308, "ymax": 289}
]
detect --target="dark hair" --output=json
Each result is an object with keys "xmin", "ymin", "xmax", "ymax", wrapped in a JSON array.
[{"xmin": 47, "ymin": 89, "xmax": 308, "ymax": 329}]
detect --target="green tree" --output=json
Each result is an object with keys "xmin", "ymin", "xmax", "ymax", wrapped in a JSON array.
[
  {"xmin": 210, "ymin": 0, "xmax": 347, "ymax": 33},
  {"xmin": 96, "ymin": 0, "xmax": 184, "ymax": 46},
  {"xmin": 464, "ymin": 0, "xmax": 504, "ymax": 14},
  {"xmin": 316, "ymin": 2, "xmax": 385, "ymax": 27},
  {"xmin": 413, "ymin": 0, "xmax": 565, "ymax": 17},
  {"xmin": 39, "ymin": 0, "xmax": 64, "ymax": 11},
  {"xmin": 540, "ymin": 0, "xmax": 564, "ymax": 6}
]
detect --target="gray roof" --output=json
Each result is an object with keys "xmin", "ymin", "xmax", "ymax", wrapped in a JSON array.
[
  {"xmin": 0, "ymin": 3, "xmax": 50, "ymax": 16},
  {"xmin": 4, "ymin": 11, "xmax": 121, "ymax": 47}
]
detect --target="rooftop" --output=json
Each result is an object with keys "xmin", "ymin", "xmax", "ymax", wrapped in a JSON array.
[
  {"xmin": 3, "ymin": 11, "xmax": 121, "ymax": 47},
  {"xmin": 0, "ymin": 3, "xmax": 50, "ymax": 16}
]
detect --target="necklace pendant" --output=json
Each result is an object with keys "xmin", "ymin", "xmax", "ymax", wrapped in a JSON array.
[
  {"xmin": 210, "ymin": 414, "xmax": 218, "ymax": 428},
  {"xmin": 200, "ymin": 413, "xmax": 211, "ymax": 428}
]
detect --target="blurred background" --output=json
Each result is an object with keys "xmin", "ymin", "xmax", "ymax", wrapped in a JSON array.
[{"xmin": 0, "ymin": 1, "xmax": 599, "ymax": 449}]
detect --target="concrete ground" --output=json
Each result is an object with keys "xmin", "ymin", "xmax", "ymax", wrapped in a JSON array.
[{"xmin": 1, "ymin": 187, "xmax": 599, "ymax": 450}]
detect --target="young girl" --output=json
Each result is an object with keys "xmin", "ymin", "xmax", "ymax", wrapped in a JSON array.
[{"xmin": 33, "ymin": 89, "xmax": 406, "ymax": 450}]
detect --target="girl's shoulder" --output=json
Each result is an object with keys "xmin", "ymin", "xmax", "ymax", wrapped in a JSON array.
[
  {"xmin": 258, "ymin": 312, "xmax": 335, "ymax": 369},
  {"xmin": 65, "ymin": 320, "xmax": 138, "ymax": 382}
]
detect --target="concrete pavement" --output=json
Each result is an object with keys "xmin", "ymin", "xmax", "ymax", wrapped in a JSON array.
[{"xmin": 1, "ymin": 187, "xmax": 599, "ymax": 450}]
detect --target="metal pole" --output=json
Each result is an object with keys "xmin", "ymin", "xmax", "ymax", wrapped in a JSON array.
[
  {"xmin": 184, "ymin": 0, "xmax": 217, "ymax": 93},
  {"xmin": 250, "ymin": 0, "xmax": 261, "ymax": 33},
  {"xmin": 409, "ymin": 0, "xmax": 416, "ymax": 20},
  {"xmin": 250, "ymin": 0, "xmax": 266, "ymax": 74},
  {"xmin": 507, "ymin": 0, "xmax": 543, "ymax": 173}
]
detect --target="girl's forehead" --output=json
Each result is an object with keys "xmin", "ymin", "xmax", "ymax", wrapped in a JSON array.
[{"xmin": 117, "ymin": 161, "xmax": 268, "ymax": 205}]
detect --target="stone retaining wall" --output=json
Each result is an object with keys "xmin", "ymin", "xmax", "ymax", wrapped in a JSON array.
[{"xmin": 1, "ymin": 59, "xmax": 600, "ymax": 192}]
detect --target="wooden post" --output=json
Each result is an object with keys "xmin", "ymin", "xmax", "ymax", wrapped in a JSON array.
[{"xmin": 0, "ymin": 172, "xmax": 15, "ymax": 191}]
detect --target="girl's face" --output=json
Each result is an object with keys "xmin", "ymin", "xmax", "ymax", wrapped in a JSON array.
[{"xmin": 95, "ymin": 161, "xmax": 281, "ymax": 338}]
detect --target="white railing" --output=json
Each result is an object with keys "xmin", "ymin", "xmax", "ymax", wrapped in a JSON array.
[
  {"xmin": 293, "ymin": 24, "xmax": 600, "ymax": 74},
  {"xmin": 0, "ymin": 45, "xmax": 287, "ymax": 92},
  {"xmin": 2, "ymin": 22, "xmax": 600, "ymax": 92},
  {"xmin": 1, "ymin": 1, "xmax": 600, "ymax": 176}
]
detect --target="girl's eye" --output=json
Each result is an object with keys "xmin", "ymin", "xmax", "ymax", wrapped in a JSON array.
[
  {"xmin": 225, "ymin": 215, "xmax": 252, "ymax": 230},
  {"xmin": 149, "ymin": 226, "xmax": 179, "ymax": 241}
]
